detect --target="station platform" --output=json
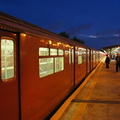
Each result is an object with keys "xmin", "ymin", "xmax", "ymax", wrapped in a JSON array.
[{"xmin": 51, "ymin": 59, "xmax": 120, "ymax": 120}]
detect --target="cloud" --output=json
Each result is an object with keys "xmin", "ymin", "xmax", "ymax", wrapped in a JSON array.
[
  {"xmin": 79, "ymin": 34, "xmax": 98, "ymax": 38},
  {"xmin": 82, "ymin": 34, "xmax": 120, "ymax": 50},
  {"xmin": 113, "ymin": 34, "xmax": 120, "ymax": 37},
  {"xmin": 79, "ymin": 33, "xmax": 120, "ymax": 39},
  {"xmin": 66, "ymin": 23, "xmax": 93, "ymax": 36},
  {"xmin": 95, "ymin": 28, "xmax": 120, "ymax": 37}
]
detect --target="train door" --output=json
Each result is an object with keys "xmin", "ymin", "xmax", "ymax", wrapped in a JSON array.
[
  {"xmin": 0, "ymin": 30, "xmax": 20, "ymax": 120},
  {"xmin": 71, "ymin": 48, "xmax": 75, "ymax": 86}
]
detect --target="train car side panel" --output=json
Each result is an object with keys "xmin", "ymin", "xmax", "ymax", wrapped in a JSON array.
[
  {"xmin": 20, "ymin": 34, "xmax": 74, "ymax": 120},
  {"xmin": 0, "ymin": 30, "xmax": 20, "ymax": 120},
  {"xmin": 75, "ymin": 47, "xmax": 87, "ymax": 86}
]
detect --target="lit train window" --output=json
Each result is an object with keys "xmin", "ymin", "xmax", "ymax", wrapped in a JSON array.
[
  {"xmin": 72, "ymin": 49, "xmax": 74, "ymax": 63},
  {"xmin": 50, "ymin": 48, "xmax": 57, "ymax": 55},
  {"xmin": 58, "ymin": 49, "xmax": 64, "ymax": 55},
  {"xmin": 39, "ymin": 47, "xmax": 64, "ymax": 78},
  {"xmin": 1, "ymin": 39, "xmax": 14, "ymax": 82},
  {"xmin": 78, "ymin": 56, "xmax": 82, "ymax": 64},
  {"xmin": 55, "ymin": 57, "xmax": 64, "ymax": 72},
  {"xmin": 39, "ymin": 47, "xmax": 49, "ymax": 56},
  {"xmin": 69, "ymin": 49, "xmax": 71, "ymax": 64},
  {"xmin": 39, "ymin": 58, "xmax": 54, "ymax": 78}
]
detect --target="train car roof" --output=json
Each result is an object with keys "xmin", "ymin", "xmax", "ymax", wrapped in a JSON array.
[{"xmin": 0, "ymin": 12, "xmax": 92, "ymax": 49}]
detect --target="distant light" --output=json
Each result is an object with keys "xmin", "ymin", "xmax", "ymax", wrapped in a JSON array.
[
  {"xmin": 49, "ymin": 40, "xmax": 52, "ymax": 44},
  {"xmin": 57, "ymin": 42, "xmax": 61, "ymax": 46},
  {"xmin": 21, "ymin": 33, "xmax": 26, "ymax": 37}
]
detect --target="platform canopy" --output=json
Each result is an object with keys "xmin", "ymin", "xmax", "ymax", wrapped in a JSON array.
[{"xmin": 102, "ymin": 44, "xmax": 120, "ymax": 59}]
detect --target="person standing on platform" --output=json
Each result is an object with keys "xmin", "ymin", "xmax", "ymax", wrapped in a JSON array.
[
  {"xmin": 105, "ymin": 54, "xmax": 110, "ymax": 69},
  {"xmin": 115, "ymin": 53, "xmax": 120, "ymax": 72}
]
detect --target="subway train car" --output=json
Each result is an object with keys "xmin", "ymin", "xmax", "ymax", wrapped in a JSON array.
[{"xmin": 0, "ymin": 12, "xmax": 104, "ymax": 120}]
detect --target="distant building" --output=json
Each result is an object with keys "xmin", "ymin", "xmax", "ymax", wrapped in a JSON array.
[{"xmin": 102, "ymin": 44, "xmax": 120, "ymax": 59}]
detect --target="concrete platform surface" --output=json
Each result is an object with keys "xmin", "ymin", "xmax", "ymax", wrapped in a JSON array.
[{"xmin": 51, "ymin": 60, "xmax": 120, "ymax": 120}]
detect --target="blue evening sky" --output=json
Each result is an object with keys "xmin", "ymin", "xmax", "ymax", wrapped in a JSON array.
[{"xmin": 1, "ymin": 0, "xmax": 120, "ymax": 49}]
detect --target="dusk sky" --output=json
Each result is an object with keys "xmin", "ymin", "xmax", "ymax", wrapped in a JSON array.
[{"xmin": 1, "ymin": 0, "xmax": 120, "ymax": 50}]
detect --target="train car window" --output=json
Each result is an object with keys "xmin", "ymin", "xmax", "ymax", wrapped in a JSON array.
[
  {"xmin": 55, "ymin": 57, "xmax": 64, "ymax": 72},
  {"xmin": 69, "ymin": 49, "xmax": 71, "ymax": 64},
  {"xmin": 50, "ymin": 48, "xmax": 57, "ymax": 55},
  {"xmin": 39, "ymin": 47, "xmax": 49, "ymax": 56},
  {"xmin": 58, "ymin": 49, "xmax": 64, "ymax": 55},
  {"xmin": 39, "ymin": 47, "xmax": 64, "ymax": 78},
  {"xmin": 39, "ymin": 58, "xmax": 54, "ymax": 78},
  {"xmin": 78, "ymin": 56, "xmax": 82, "ymax": 64},
  {"xmin": 1, "ymin": 39, "xmax": 15, "ymax": 82},
  {"xmin": 93, "ymin": 51, "xmax": 96, "ymax": 62},
  {"xmin": 77, "ymin": 48, "xmax": 83, "ymax": 64},
  {"xmin": 72, "ymin": 49, "xmax": 74, "ymax": 63}
]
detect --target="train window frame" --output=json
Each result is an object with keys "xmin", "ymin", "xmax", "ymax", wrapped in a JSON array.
[
  {"xmin": 72, "ymin": 49, "xmax": 74, "ymax": 63},
  {"xmin": 39, "ymin": 47, "xmax": 49, "ymax": 56},
  {"xmin": 50, "ymin": 48, "xmax": 57, "ymax": 56},
  {"xmin": 39, "ymin": 47, "xmax": 65, "ymax": 78},
  {"xmin": 77, "ymin": 48, "xmax": 83, "ymax": 64},
  {"xmin": 55, "ymin": 57, "xmax": 64, "ymax": 73},
  {"xmin": 39, "ymin": 57, "xmax": 54, "ymax": 78},
  {"xmin": 78, "ymin": 56, "xmax": 82, "ymax": 64},
  {"xmin": 1, "ymin": 37, "xmax": 15, "ymax": 82},
  {"xmin": 58, "ymin": 49, "xmax": 64, "ymax": 55}
]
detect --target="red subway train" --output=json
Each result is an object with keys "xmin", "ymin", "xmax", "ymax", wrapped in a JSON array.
[{"xmin": 0, "ymin": 12, "xmax": 105, "ymax": 120}]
